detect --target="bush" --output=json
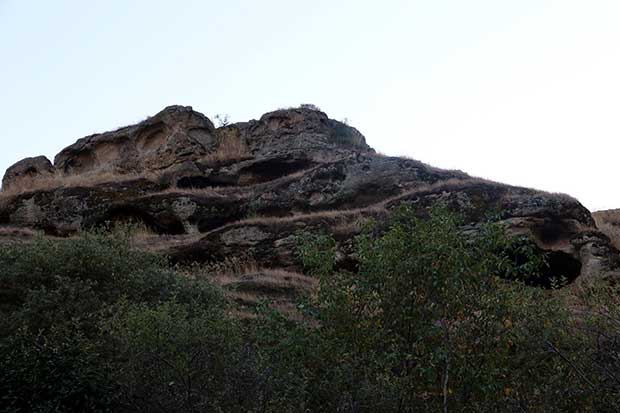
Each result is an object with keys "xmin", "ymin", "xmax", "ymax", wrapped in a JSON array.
[
  {"xmin": 104, "ymin": 300, "xmax": 259, "ymax": 412},
  {"xmin": 0, "ymin": 230, "xmax": 232, "ymax": 412},
  {"xmin": 0, "ymin": 230, "xmax": 222, "ymax": 334},
  {"xmin": 0, "ymin": 325, "xmax": 115, "ymax": 412}
]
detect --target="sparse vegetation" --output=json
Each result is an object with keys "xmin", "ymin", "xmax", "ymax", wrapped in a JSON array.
[
  {"xmin": 213, "ymin": 113, "xmax": 231, "ymax": 127},
  {"xmin": 299, "ymin": 103, "xmax": 323, "ymax": 112}
]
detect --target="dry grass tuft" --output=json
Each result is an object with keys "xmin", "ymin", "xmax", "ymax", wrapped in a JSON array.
[
  {"xmin": 212, "ymin": 269, "xmax": 317, "ymax": 293},
  {"xmin": 213, "ymin": 268, "xmax": 318, "ymax": 322},
  {"xmin": 118, "ymin": 222, "xmax": 159, "ymax": 242},
  {"xmin": 381, "ymin": 177, "xmax": 579, "ymax": 209},
  {"xmin": 181, "ymin": 254, "xmax": 318, "ymax": 320},
  {"xmin": 229, "ymin": 206, "xmax": 385, "ymax": 228}
]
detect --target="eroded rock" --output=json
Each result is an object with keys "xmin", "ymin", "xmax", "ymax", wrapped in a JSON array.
[
  {"xmin": 53, "ymin": 105, "xmax": 217, "ymax": 175},
  {"xmin": 1, "ymin": 105, "xmax": 618, "ymax": 285}
]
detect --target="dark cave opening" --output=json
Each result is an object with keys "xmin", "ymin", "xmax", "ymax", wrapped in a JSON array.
[
  {"xmin": 539, "ymin": 250, "xmax": 582, "ymax": 287},
  {"xmin": 238, "ymin": 158, "xmax": 315, "ymax": 183},
  {"xmin": 534, "ymin": 218, "xmax": 575, "ymax": 245},
  {"xmin": 509, "ymin": 247, "xmax": 582, "ymax": 288},
  {"xmin": 176, "ymin": 175, "xmax": 238, "ymax": 189}
]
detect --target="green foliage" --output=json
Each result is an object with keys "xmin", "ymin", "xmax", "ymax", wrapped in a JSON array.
[
  {"xmin": 104, "ymin": 300, "xmax": 259, "ymax": 412},
  {"xmin": 0, "ymin": 325, "xmax": 115, "ymax": 412},
  {"xmin": 264, "ymin": 206, "xmax": 592, "ymax": 411},
  {"xmin": 0, "ymin": 230, "xmax": 232, "ymax": 412},
  {"xmin": 297, "ymin": 231, "xmax": 337, "ymax": 277},
  {"xmin": 324, "ymin": 206, "xmax": 571, "ymax": 410},
  {"xmin": 0, "ymin": 230, "xmax": 222, "ymax": 334},
  {"xmin": 2, "ymin": 208, "xmax": 620, "ymax": 411}
]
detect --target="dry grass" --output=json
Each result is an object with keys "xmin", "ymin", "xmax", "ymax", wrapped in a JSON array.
[
  {"xmin": 0, "ymin": 169, "xmax": 159, "ymax": 200},
  {"xmin": 118, "ymin": 222, "xmax": 159, "ymax": 241},
  {"xmin": 375, "ymin": 152, "xmax": 579, "ymax": 203},
  {"xmin": 131, "ymin": 232, "xmax": 205, "ymax": 252},
  {"xmin": 228, "ymin": 205, "xmax": 385, "ymax": 228},
  {"xmin": 155, "ymin": 186, "xmax": 233, "ymax": 198},
  {"xmin": 380, "ymin": 177, "xmax": 579, "ymax": 208},
  {"xmin": 0, "ymin": 131, "xmax": 248, "ymax": 200},
  {"xmin": 213, "ymin": 269, "xmax": 317, "ymax": 292},
  {"xmin": 183, "ymin": 255, "xmax": 318, "ymax": 322},
  {"xmin": 197, "ymin": 254, "xmax": 261, "ymax": 278},
  {"xmin": 374, "ymin": 152, "xmax": 470, "ymax": 178},
  {"xmin": 213, "ymin": 268, "xmax": 318, "ymax": 323}
]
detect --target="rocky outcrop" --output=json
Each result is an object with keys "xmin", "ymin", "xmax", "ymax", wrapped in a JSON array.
[
  {"xmin": 2, "ymin": 156, "xmax": 55, "ymax": 191},
  {"xmin": 54, "ymin": 105, "xmax": 217, "ymax": 175},
  {"xmin": 1, "ymin": 105, "xmax": 618, "ymax": 287}
]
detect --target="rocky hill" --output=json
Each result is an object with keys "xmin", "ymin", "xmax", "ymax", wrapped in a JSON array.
[{"xmin": 1, "ymin": 105, "xmax": 618, "ymax": 309}]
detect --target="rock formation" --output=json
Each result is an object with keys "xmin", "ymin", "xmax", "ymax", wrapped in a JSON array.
[
  {"xmin": 2, "ymin": 156, "xmax": 55, "ymax": 191},
  {"xmin": 1, "ymin": 105, "xmax": 618, "ymax": 303}
]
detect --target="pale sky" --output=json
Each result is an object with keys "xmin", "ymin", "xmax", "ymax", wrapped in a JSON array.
[{"xmin": 1, "ymin": 1, "xmax": 619, "ymax": 211}]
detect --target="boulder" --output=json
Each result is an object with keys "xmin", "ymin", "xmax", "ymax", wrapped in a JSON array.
[{"xmin": 2, "ymin": 156, "xmax": 55, "ymax": 191}]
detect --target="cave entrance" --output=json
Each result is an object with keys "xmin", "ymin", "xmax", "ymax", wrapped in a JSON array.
[
  {"xmin": 238, "ymin": 158, "xmax": 314, "ymax": 184},
  {"xmin": 538, "ymin": 251, "xmax": 582, "ymax": 288},
  {"xmin": 176, "ymin": 175, "xmax": 237, "ymax": 189},
  {"xmin": 509, "ymin": 248, "xmax": 582, "ymax": 288}
]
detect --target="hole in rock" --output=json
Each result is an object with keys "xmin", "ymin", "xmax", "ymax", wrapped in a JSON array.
[
  {"xmin": 508, "ymin": 247, "xmax": 582, "ymax": 288},
  {"xmin": 238, "ymin": 158, "xmax": 315, "ymax": 184},
  {"xmin": 540, "ymin": 251, "xmax": 582, "ymax": 287},
  {"xmin": 23, "ymin": 167, "xmax": 39, "ymax": 176},
  {"xmin": 176, "ymin": 175, "xmax": 237, "ymax": 189}
]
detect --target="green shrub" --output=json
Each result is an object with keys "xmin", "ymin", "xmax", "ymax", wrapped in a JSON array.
[
  {"xmin": 0, "ymin": 230, "xmax": 222, "ymax": 335},
  {"xmin": 0, "ymin": 230, "xmax": 231, "ymax": 412},
  {"xmin": 0, "ymin": 324, "xmax": 115, "ymax": 413},
  {"xmin": 104, "ymin": 300, "xmax": 259, "ymax": 412}
]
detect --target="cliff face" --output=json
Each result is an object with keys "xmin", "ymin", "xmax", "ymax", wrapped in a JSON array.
[{"xmin": 1, "ymin": 105, "xmax": 618, "ymax": 293}]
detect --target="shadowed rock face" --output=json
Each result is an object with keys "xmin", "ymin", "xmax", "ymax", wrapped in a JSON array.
[{"xmin": 1, "ymin": 105, "xmax": 618, "ymax": 285}]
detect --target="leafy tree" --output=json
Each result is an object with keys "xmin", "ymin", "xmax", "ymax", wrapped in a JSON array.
[{"xmin": 286, "ymin": 206, "xmax": 583, "ymax": 411}]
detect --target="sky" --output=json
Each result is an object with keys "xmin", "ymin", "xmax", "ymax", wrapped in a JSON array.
[{"xmin": 1, "ymin": 1, "xmax": 619, "ymax": 210}]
